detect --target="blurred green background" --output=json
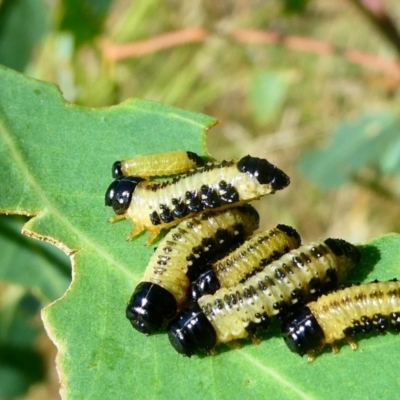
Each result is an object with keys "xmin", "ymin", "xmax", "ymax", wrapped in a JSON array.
[{"xmin": 1, "ymin": 0, "xmax": 400, "ymax": 398}]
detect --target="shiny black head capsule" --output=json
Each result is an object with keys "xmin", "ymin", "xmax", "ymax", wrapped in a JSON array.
[
  {"xmin": 105, "ymin": 176, "xmax": 145, "ymax": 215},
  {"xmin": 126, "ymin": 282, "xmax": 177, "ymax": 334},
  {"xmin": 105, "ymin": 177, "xmax": 122, "ymax": 207},
  {"xmin": 190, "ymin": 270, "xmax": 221, "ymax": 301},
  {"xmin": 276, "ymin": 224, "xmax": 301, "ymax": 244},
  {"xmin": 237, "ymin": 155, "xmax": 290, "ymax": 190},
  {"xmin": 168, "ymin": 304, "xmax": 217, "ymax": 357},
  {"xmin": 324, "ymin": 238, "xmax": 361, "ymax": 264},
  {"xmin": 112, "ymin": 161, "xmax": 123, "ymax": 178},
  {"xmin": 282, "ymin": 306, "xmax": 325, "ymax": 356}
]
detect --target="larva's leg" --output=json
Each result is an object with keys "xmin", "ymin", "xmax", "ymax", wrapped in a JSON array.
[
  {"xmin": 307, "ymin": 352, "xmax": 316, "ymax": 363},
  {"xmin": 249, "ymin": 335, "xmax": 261, "ymax": 346},
  {"xmin": 345, "ymin": 337, "xmax": 358, "ymax": 350},
  {"xmin": 108, "ymin": 215, "xmax": 126, "ymax": 223},
  {"xmin": 126, "ymin": 226, "xmax": 146, "ymax": 242},
  {"xmin": 144, "ymin": 229, "xmax": 163, "ymax": 245},
  {"xmin": 227, "ymin": 341, "xmax": 241, "ymax": 350},
  {"xmin": 331, "ymin": 344, "xmax": 339, "ymax": 354}
]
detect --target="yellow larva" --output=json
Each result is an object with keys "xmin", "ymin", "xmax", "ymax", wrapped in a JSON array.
[
  {"xmin": 168, "ymin": 239, "xmax": 361, "ymax": 356},
  {"xmin": 105, "ymin": 155, "xmax": 290, "ymax": 244},
  {"xmin": 282, "ymin": 279, "xmax": 400, "ymax": 361},
  {"xmin": 189, "ymin": 224, "xmax": 302, "ymax": 300},
  {"xmin": 111, "ymin": 151, "xmax": 205, "ymax": 178},
  {"xmin": 125, "ymin": 205, "xmax": 260, "ymax": 334}
]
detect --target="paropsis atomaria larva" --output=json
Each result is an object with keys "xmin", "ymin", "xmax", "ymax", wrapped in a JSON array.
[
  {"xmin": 168, "ymin": 239, "xmax": 361, "ymax": 356},
  {"xmin": 111, "ymin": 151, "xmax": 205, "ymax": 178},
  {"xmin": 282, "ymin": 279, "xmax": 400, "ymax": 361},
  {"xmin": 105, "ymin": 155, "xmax": 290, "ymax": 244},
  {"xmin": 125, "ymin": 206, "xmax": 260, "ymax": 334},
  {"xmin": 189, "ymin": 224, "xmax": 302, "ymax": 301}
]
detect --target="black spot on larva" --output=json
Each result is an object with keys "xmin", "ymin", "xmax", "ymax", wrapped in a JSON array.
[
  {"xmin": 292, "ymin": 256, "xmax": 304, "ymax": 268},
  {"xmin": 159, "ymin": 204, "xmax": 174, "ymax": 223},
  {"xmin": 150, "ymin": 211, "xmax": 161, "ymax": 226},
  {"xmin": 203, "ymin": 163, "xmax": 216, "ymax": 172},
  {"xmin": 282, "ymin": 306, "xmax": 325, "ymax": 356},
  {"xmin": 236, "ymin": 155, "xmax": 290, "ymax": 190},
  {"xmin": 390, "ymin": 312, "xmax": 400, "ymax": 332},
  {"xmin": 246, "ymin": 313, "xmax": 270, "ymax": 334},
  {"xmin": 215, "ymin": 228, "xmax": 232, "ymax": 247},
  {"xmin": 323, "ymin": 268, "xmax": 338, "ymax": 290},
  {"xmin": 273, "ymin": 301, "xmax": 290, "ymax": 319},
  {"xmin": 172, "ymin": 233, "xmax": 182, "ymax": 241},
  {"xmin": 219, "ymin": 180, "xmax": 227, "ymax": 190},
  {"xmin": 214, "ymin": 298, "xmax": 223, "ymax": 310},
  {"xmin": 258, "ymin": 280, "xmax": 268, "ymax": 291},
  {"xmin": 111, "ymin": 161, "xmax": 123, "ymax": 178},
  {"xmin": 200, "ymin": 185, "xmax": 221, "ymax": 209},
  {"xmin": 171, "ymin": 198, "xmax": 189, "ymax": 219},
  {"xmin": 156, "ymin": 254, "xmax": 169, "ymax": 266},
  {"xmin": 291, "ymin": 288, "xmax": 305, "ymax": 301},
  {"xmin": 308, "ymin": 277, "xmax": 324, "ymax": 298},
  {"xmin": 220, "ymin": 183, "xmax": 239, "ymax": 204},
  {"xmin": 310, "ymin": 246, "xmax": 323, "ymax": 258},
  {"xmin": 186, "ymin": 151, "xmax": 205, "ymax": 167},
  {"xmin": 185, "ymin": 191, "xmax": 202, "ymax": 213},
  {"xmin": 274, "ymin": 268, "xmax": 286, "ymax": 280}
]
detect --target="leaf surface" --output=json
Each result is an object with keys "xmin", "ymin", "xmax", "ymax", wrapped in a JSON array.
[{"xmin": 1, "ymin": 65, "xmax": 400, "ymax": 400}]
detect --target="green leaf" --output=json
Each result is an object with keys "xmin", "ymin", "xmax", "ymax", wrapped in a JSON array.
[
  {"xmin": 298, "ymin": 113, "xmax": 400, "ymax": 189},
  {"xmin": 0, "ymin": 215, "xmax": 70, "ymax": 302},
  {"xmin": 0, "ymin": 0, "xmax": 49, "ymax": 71},
  {"xmin": 1, "ymin": 65, "xmax": 400, "ymax": 399}
]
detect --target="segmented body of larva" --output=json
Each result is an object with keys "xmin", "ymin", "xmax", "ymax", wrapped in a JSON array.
[
  {"xmin": 282, "ymin": 279, "xmax": 400, "ymax": 361},
  {"xmin": 126, "ymin": 205, "xmax": 260, "ymax": 334},
  {"xmin": 168, "ymin": 239, "xmax": 361, "ymax": 356},
  {"xmin": 111, "ymin": 151, "xmax": 204, "ymax": 178},
  {"xmin": 189, "ymin": 224, "xmax": 302, "ymax": 301},
  {"xmin": 105, "ymin": 155, "xmax": 290, "ymax": 244}
]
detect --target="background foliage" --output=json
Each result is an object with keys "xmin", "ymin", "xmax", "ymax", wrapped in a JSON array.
[{"xmin": 0, "ymin": 0, "xmax": 400, "ymax": 399}]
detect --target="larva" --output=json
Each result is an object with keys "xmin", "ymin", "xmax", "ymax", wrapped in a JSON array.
[
  {"xmin": 282, "ymin": 279, "xmax": 400, "ymax": 361},
  {"xmin": 125, "ymin": 205, "xmax": 260, "ymax": 334},
  {"xmin": 189, "ymin": 224, "xmax": 302, "ymax": 301},
  {"xmin": 105, "ymin": 155, "xmax": 290, "ymax": 244},
  {"xmin": 111, "ymin": 151, "xmax": 205, "ymax": 178},
  {"xmin": 168, "ymin": 239, "xmax": 361, "ymax": 356}
]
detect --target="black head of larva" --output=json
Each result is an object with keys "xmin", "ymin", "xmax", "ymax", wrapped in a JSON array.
[
  {"xmin": 168, "ymin": 303, "xmax": 217, "ymax": 357},
  {"xmin": 105, "ymin": 178, "xmax": 121, "ymax": 207},
  {"xmin": 282, "ymin": 306, "xmax": 325, "ymax": 356},
  {"xmin": 237, "ymin": 155, "xmax": 290, "ymax": 190},
  {"xmin": 105, "ymin": 176, "xmax": 146, "ymax": 215},
  {"xmin": 126, "ymin": 282, "xmax": 177, "ymax": 334},
  {"xmin": 324, "ymin": 238, "xmax": 361, "ymax": 264},
  {"xmin": 276, "ymin": 224, "xmax": 301, "ymax": 244},
  {"xmin": 111, "ymin": 161, "xmax": 123, "ymax": 178},
  {"xmin": 237, "ymin": 204, "xmax": 260, "ymax": 227},
  {"xmin": 190, "ymin": 269, "xmax": 221, "ymax": 301}
]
